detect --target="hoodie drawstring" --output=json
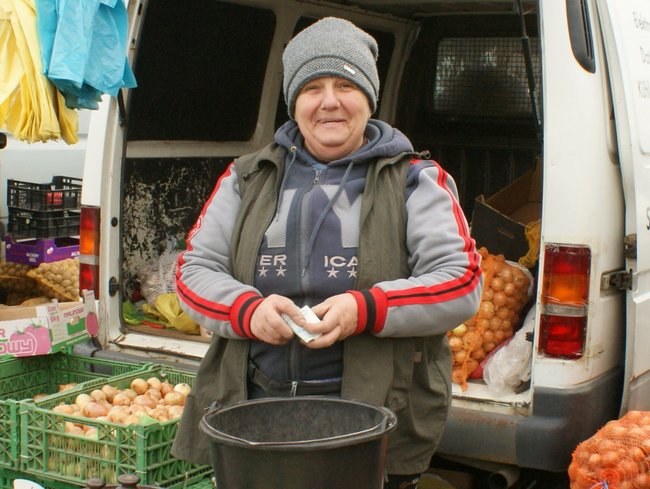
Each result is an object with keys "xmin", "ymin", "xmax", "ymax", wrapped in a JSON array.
[{"xmin": 302, "ymin": 160, "xmax": 355, "ymax": 276}]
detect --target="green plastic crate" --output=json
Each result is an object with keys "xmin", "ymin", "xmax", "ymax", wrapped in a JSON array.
[
  {"xmin": 0, "ymin": 352, "xmax": 150, "ymax": 471},
  {"xmin": 0, "ymin": 469, "xmax": 60, "ymax": 489},
  {"xmin": 19, "ymin": 365, "xmax": 212, "ymax": 488},
  {"xmin": 0, "ymin": 472, "xmax": 215, "ymax": 489}
]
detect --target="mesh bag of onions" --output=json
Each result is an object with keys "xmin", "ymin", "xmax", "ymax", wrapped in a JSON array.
[
  {"xmin": 568, "ymin": 410, "xmax": 650, "ymax": 489},
  {"xmin": 448, "ymin": 247, "xmax": 533, "ymax": 391}
]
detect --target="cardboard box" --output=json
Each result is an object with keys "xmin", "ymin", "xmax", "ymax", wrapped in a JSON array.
[
  {"xmin": 471, "ymin": 160, "xmax": 542, "ymax": 263},
  {"xmin": 0, "ymin": 291, "xmax": 97, "ymax": 358}
]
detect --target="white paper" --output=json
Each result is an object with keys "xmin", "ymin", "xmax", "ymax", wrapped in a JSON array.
[{"xmin": 282, "ymin": 306, "xmax": 322, "ymax": 343}]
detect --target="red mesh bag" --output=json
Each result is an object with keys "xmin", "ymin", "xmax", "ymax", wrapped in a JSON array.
[
  {"xmin": 448, "ymin": 247, "xmax": 532, "ymax": 390},
  {"xmin": 568, "ymin": 411, "xmax": 650, "ymax": 489}
]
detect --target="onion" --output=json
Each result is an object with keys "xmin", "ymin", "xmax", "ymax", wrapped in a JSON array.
[
  {"xmin": 59, "ymin": 383, "xmax": 77, "ymax": 392},
  {"xmin": 90, "ymin": 389, "xmax": 107, "ymax": 402},
  {"xmin": 490, "ymin": 277, "xmax": 504, "ymax": 292},
  {"xmin": 147, "ymin": 388, "xmax": 162, "ymax": 401},
  {"xmin": 160, "ymin": 381, "xmax": 174, "ymax": 396},
  {"xmin": 163, "ymin": 391, "xmax": 185, "ymax": 406},
  {"xmin": 477, "ymin": 301, "xmax": 495, "ymax": 320},
  {"xmin": 147, "ymin": 377, "xmax": 162, "ymax": 390},
  {"xmin": 499, "ymin": 268, "xmax": 513, "ymax": 283},
  {"xmin": 618, "ymin": 459, "xmax": 638, "ymax": 479},
  {"xmin": 599, "ymin": 449, "xmax": 621, "ymax": 468},
  {"xmin": 470, "ymin": 348, "xmax": 486, "ymax": 362},
  {"xmin": 482, "ymin": 341, "xmax": 496, "ymax": 353},
  {"xmin": 108, "ymin": 406, "xmax": 129, "ymax": 424},
  {"xmin": 149, "ymin": 407, "xmax": 169, "ymax": 422},
  {"xmin": 174, "ymin": 383, "xmax": 191, "ymax": 398},
  {"xmin": 75, "ymin": 393, "xmax": 92, "ymax": 409},
  {"xmin": 452, "ymin": 324, "xmax": 467, "ymax": 336},
  {"xmin": 168, "ymin": 405, "xmax": 184, "ymax": 419},
  {"xmin": 122, "ymin": 389, "xmax": 138, "ymax": 400},
  {"xmin": 482, "ymin": 287, "xmax": 494, "ymax": 302},
  {"xmin": 488, "ymin": 317, "xmax": 502, "ymax": 331},
  {"xmin": 493, "ymin": 291, "xmax": 508, "ymax": 308},
  {"xmin": 101, "ymin": 385, "xmax": 117, "ymax": 402},
  {"xmin": 133, "ymin": 394, "xmax": 157, "ymax": 409},
  {"xmin": 635, "ymin": 473, "xmax": 650, "ymax": 488},
  {"xmin": 451, "ymin": 367, "xmax": 465, "ymax": 385},
  {"xmin": 111, "ymin": 392, "xmax": 131, "ymax": 406},
  {"xmin": 124, "ymin": 414, "xmax": 142, "ymax": 425},
  {"xmin": 53, "ymin": 404, "xmax": 76, "ymax": 415},
  {"xmin": 587, "ymin": 452, "xmax": 601, "ymax": 471},
  {"xmin": 448, "ymin": 337, "xmax": 463, "ymax": 352},
  {"xmin": 476, "ymin": 319, "xmax": 490, "ymax": 330},
  {"xmin": 503, "ymin": 282, "xmax": 516, "ymax": 297},
  {"xmin": 130, "ymin": 378, "xmax": 149, "ymax": 395},
  {"xmin": 453, "ymin": 350, "xmax": 468, "ymax": 365},
  {"xmin": 128, "ymin": 403, "xmax": 147, "ymax": 415},
  {"xmin": 83, "ymin": 401, "xmax": 109, "ymax": 419}
]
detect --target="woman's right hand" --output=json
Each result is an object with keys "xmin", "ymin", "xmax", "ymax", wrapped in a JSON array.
[{"xmin": 250, "ymin": 294, "xmax": 301, "ymax": 345}]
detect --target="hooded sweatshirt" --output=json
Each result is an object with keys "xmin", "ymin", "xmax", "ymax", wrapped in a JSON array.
[{"xmin": 176, "ymin": 119, "xmax": 481, "ymax": 389}]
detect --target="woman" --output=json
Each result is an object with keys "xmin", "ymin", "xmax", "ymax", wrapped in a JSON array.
[{"xmin": 172, "ymin": 17, "xmax": 482, "ymax": 489}]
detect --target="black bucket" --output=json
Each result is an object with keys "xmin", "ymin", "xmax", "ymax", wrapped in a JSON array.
[{"xmin": 200, "ymin": 396, "xmax": 397, "ymax": 489}]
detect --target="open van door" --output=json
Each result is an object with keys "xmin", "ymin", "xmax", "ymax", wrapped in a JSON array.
[{"xmin": 595, "ymin": 0, "xmax": 650, "ymax": 412}]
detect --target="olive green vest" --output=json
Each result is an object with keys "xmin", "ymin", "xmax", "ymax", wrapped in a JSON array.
[{"xmin": 172, "ymin": 144, "xmax": 451, "ymax": 474}]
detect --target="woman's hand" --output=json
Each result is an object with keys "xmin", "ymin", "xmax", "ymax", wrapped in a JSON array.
[
  {"xmin": 305, "ymin": 293, "xmax": 358, "ymax": 349},
  {"xmin": 250, "ymin": 294, "xmax": 301, "ymax": 345}
]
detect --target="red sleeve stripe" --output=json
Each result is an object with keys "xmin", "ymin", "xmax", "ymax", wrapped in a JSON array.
[
  {"xmin": 174, "ymin": 163, "xmax": 254, "ymax": 334},
  {"xmin": 369, "ymin": 287, "xmax": 388, "ymax": 333},
  {"xmin": 176, "ymin": 279, "xmax": 229, "ymax": 321},
  {"xmin": 230, "ymin": 292, "xmax": 263, "ymax": 339},
  {"xmin": 385, "ymin": 161, "xmax": 482, "ymax": 307},
  {"xmin": 348, "ymin": 290, "xmax": 368, "ymax": 335}
]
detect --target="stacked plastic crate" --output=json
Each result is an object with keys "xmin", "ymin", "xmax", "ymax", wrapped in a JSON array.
[{"xmin": 5, "ymin": 176, "xmax": 82, "ymax": 266}]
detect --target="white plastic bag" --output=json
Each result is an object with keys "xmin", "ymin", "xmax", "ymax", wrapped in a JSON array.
[
  {"xmin": 483, "ymin": 305, "xmax": 536, "ymax": 395},
  {"xmin": 138, "ymin": 251, "xmax": 180, "ymax": 306}
]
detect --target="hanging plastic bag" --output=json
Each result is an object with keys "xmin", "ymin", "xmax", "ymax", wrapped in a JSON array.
[
  {"xmin": 0, "ymin": 0, "xmax": 78, "ymax": 143},
  {"xmin": 34, "ymin": 0, "xmax": 137, "ymax": 110},
  {"xmin": 482, "ymin": 305, "xmax": 535, "ymax": 395},
  {"xmin": 138, "ymin": 251, "xmax": 179, "ymax": 306}
]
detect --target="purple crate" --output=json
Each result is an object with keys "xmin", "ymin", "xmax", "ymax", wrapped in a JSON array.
[{"xmin": 4, "ymin": 236, "xmax": 79, "ymax": 266}]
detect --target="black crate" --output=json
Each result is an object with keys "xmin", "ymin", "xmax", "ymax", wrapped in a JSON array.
[
  {"xmin": 7, "ymin": 176, "xmax": 82, "ymax": 212},
  {"xmin": 7, "ymin": 208, "xmax": 80, "ymax": 239}
]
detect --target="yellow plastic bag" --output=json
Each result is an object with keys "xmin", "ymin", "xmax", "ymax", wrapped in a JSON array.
[
  {"xmin": 0, "ymin": 0, "xmax": 78, "ymax": 143},
  {"xmin": 152, "ymin": 293, "xmax": 199, "ymax": 335}
]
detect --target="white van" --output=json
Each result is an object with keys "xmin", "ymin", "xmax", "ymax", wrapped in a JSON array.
[{"xmin": 78, "ymin": 0, "xmax": 650, "ymax": 479}]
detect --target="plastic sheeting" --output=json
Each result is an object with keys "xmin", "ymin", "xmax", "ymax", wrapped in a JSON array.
[
  {"xmin": 35, "ymin": 0, "xmax": 137, "ymax": 110},
  {"xmin": 0, "ymin": 0, "xmax": 78, "ymax": 143}
]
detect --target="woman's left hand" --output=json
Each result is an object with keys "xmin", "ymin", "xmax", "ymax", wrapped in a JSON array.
[{"xmin": 304, "ymin": 293, "xmax": 358, "ymax": 349}]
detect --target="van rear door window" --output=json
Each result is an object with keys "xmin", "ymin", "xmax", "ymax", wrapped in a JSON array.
[
  {"xmin": 128, "ymin": 1, "xmax": 275, "ymax": 142},
  {"xmin": 433, "ymin": 37, "xmax": 541, "ymax": 118}
]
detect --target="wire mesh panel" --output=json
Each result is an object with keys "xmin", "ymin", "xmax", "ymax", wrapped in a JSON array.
[{"xmin": 433, "ymin": 37, "xmax": 541, "ymax": 118}]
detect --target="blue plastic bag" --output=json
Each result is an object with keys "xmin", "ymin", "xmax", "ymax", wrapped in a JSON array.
[{"xmin": 35, "ymin": 0, "xmax": 136, "ymax": 109}]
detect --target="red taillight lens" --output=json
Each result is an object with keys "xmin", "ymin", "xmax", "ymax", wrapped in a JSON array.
[
  {"xmin": 79, "ymin": 206, "xmax": 101, "ymax": 298},
  {"xmin": 539, "ymin": 244, "xmax": 590, "ymax": 359}
]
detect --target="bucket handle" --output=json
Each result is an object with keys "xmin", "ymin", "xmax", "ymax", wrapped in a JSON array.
[
  {"xmin": 212, "ymin": 421, "xmax": 388, "ymax": 447},
  {"xmin": 205, "ymin": 401, "xmax": 222, "ymax": 414}
]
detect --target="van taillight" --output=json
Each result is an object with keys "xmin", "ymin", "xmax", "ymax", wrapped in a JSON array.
[
  {"xmin": 79, "ymin": 206, "xmax": 101, "ymax": 298},
  {"xmin": 539, "ymin": 244, "xmax": 590, "ymax": 359}
]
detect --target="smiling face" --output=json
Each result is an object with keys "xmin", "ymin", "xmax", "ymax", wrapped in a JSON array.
[{"xmin": 294, "ymin": 76, "xmax": 372, "ymax": 162}]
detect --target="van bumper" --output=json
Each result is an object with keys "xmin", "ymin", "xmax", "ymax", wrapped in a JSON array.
[{"xmin": 437, "ymin": 367, "xmax": 623, "ymax": 472}]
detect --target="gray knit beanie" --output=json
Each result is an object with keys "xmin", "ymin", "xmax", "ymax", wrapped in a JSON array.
[{"xmin": 282, "ymin": 17, "xmax": 379, "ymax": 118}]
